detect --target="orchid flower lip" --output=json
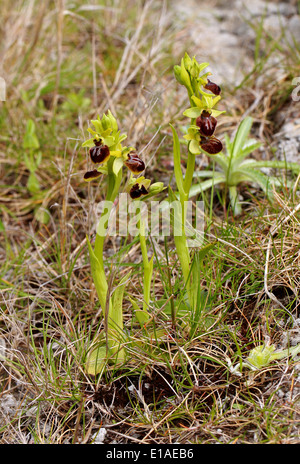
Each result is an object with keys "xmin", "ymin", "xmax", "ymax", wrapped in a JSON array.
[
  {"xmin": 84, "ymin": 169, "xmax": 102, "ymax": 181},
  {"xmin": 199, "ymin": 135, "xmax": 223, "ymax": 155},
  {"xmin": 93, "ymin": 138, "xmax": 102, "ymax": 146},
  {"xmin": 124, "ymin": 152, "xmax": 145, "ymax": 174},
  {"xmin": 204, "ymin": 78, "xmax": 221, "ymax": 96},
  {"xmin": 89, "ymin": 144, "xmax": 110, "ymax": 164},
  {"xmin": 129, "ymin": 183, "xmax": 148, "ymax": 199},
  {"xmin": 196, "ymin": 111, "xmax": 217, "ymax": 137}
]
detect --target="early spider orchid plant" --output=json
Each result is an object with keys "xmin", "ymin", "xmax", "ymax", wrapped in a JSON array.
[
  {"xmin": 170, "ymin": 53, "xmax": 300, "ymax": 323},
  {"xmin": 169, "ymin": 54, "xmax": 224, "ymax": 315},
  {"xmin": 82, "ymin": 111, "xmax": 164, "ymax": 374}
]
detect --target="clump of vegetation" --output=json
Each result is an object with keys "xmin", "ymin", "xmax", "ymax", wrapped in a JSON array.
[{"xmin": 1, "ymin": 0, "xmax": 300, "ymax": 445}]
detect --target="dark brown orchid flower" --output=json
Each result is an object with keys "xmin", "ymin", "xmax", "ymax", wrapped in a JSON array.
[
  {"xmin": 84, "ymin": 169, "xmax": 102, "ymax": 182},
  {"xmin": 124, "ymin": 153, "xmax": 145, "ymax": 174},
  {"xmin": 204, "ymin": 79, "xmax": 221, "ymax": 96},
  {"xmin": 89, "ymin": 144, "xmax": 110, "ymax": 164},
  {"xmin": 199, "ymin": 135, "xmax": 223, "ymax": 155},
  {"xmin": 196, "ymin": 110, "xmax": 217, "ymax": 137},
  {"xmin": 129, "ymin": 183, "xmax": 148, "ymax": 199}
]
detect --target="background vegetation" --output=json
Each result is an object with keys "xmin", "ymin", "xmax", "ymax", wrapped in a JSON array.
[{"xmin": 0, "ymin": 0, "xmax": 299, "ymax": 444}]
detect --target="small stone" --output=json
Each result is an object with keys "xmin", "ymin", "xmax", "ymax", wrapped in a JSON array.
[
  {"xmin": 287, "ymin": 15, "xmax": 300, "ymax": 44},
  {"xmin": 92, "ymin": 428, "xmax": 107, "ymax": 444}
]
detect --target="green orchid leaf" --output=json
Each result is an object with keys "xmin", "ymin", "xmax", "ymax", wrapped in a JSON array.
[
  {"xmin": 34, "ymin": 207, "xmax": 50, "ymax": 225},
  {"xmin": 231, "ymin": 116, "xmax": 253, "ymax": 159},
  {"xmin": 197, "ymin": 241, "xmax": 217, "ymax": 261},
  {"xmin": 193, "ymin": 170, "xmax": 218, "ymax": 178},
  {"xmin": 85, "ymin": 342, "xmax": 108, "ymax": 376},
  {"xmin": 23, "ymin": 120, "xmax": 40, "ymax": 150},
  {"xmin": 109, "ymin": 272, "xmax": 130, "ymax": 337},
  {"xmin": 236, "ymin": 168, "xmax": 275, "ymax": 199},
  {"xmin": 128, "ymin": 296, "xmax": 149, "ymax": 327},
  {"xmin": 86, "ymin": 236, "xmax": 108, "ymax": 311},
  {"xmin": 27, "ymin": 172, "xmax": 40, "ymax": 193},
  {"xmin": 108, "ymin": 272, "xmax": 131, "ymax": 362},
  {"xmin": 224, "ymin": 133, "xmax": 233, "ymax": 156},
  {"xmin": 240, "ymin": 159, "xmax": 300, "ymax": 172},
  {"xmin": 233, "ymin": 139, "xmax": 262, "ymax": 163},
  {"xmin": 189, "ymin": 175, "xmax": 225, "ymax": 197},
  {"xmin": 228, "ymin": 185, "xmax": 242, "ymax": 216}
]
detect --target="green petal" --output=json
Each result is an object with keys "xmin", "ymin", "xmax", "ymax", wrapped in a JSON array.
[
  {"xmin": 211, "ymin": 109, "xmax": 226, "ymax": 117},
  {"xmin": 189, "ymin": 139, "xmax": 201, "ymax": 155},
  {"xmin": 183, "ymin": 107, "xmax": 202, "ymax": 118},
  {"xmin": 82, "ymin": 138, "xmax": 95, "ymax": 148},
  {"xmin": 191, "ymin": 95, "xmax": 203, "ymax": 107},
  {"xmin": 85, "ymin": 343, "xmax": 108, "ymax": 375}
]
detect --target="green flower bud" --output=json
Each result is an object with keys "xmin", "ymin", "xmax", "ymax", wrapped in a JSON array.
[
  {"xmin": 174, "ymin": 65, "xmax": 184, "ymax": 85},
  {"xmin": 148, "ymin": 182, "xmax": 164, "ymax": 195}
]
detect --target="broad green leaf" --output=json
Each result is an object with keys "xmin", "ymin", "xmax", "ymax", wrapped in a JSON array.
[
  {"xmin": 189, "ymin": 175, "xmax": 225, "ymax": 197},
  {"xmin": 108, "ymin": 272, "xmax": 131, "ymax": 362},
  {"xmin": 86, "ymin": 236, "xmax": 108, "ymax": 310},
  {"xmin": 193, "ymin": 170, "xmax": 218, "ymax": 178},
  {"xmin": 233, "ymin": 140, "xmax": 262, "ymax": 165},
  {"xmin": 110, "ymin": 272, "xmax": 131, "ymax": 334},
  {"xmin": 85, "ymin": 343, "xmax": 108, "ymax": 376},
  {"xmin": 240, "ymin": 159, "xmax": 300, "ymax": 172},
  {"xmin": 197, "ymin": 241, "xmax": 218, "ymax": 261},
  {"xmin": 224, "ymin": 133, "xmax": 232, "ymax": 155},
  {"xmin": 128, "ymin": 296, "xmax": 149, "ymax": 327},
  {"xmin": 236, "ymin": 168, "xmax": 275, "ymax": 199},
  {"xmin": 23, "ymin": 120, "xmax": 40, "ymax": 150},
  {"xmin": 0, "ymin": 217, "xmax": 5, "ymax": 232},
  {"xmin": 34, "ymin": 207, "xmax": 50, "ymax": 224},
  {"xmin": 228, "ymin": 185, "xmax": 242, "ymax": 216},
  {"xmin": 27, "ymin": 172, "xmax": 40, "ymax": 193},
  {"xmin": 231, "ymin": 117, "xmax": 253, "ymax": 159}
]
